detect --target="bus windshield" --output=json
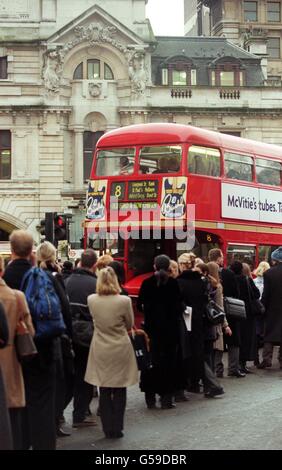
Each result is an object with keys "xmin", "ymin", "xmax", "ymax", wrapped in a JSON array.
[
  {"xmin": 96, "ymin": 148, "xmax": 135, "ymax": 176},
  {"xmin": 139, "ymin": 145, "xmax": 182, "ymax": 174}
]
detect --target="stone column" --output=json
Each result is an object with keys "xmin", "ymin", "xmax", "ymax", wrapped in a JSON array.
[{"xmin": 73, "ymin": 127, "xmax": 84, "ymax": 190}]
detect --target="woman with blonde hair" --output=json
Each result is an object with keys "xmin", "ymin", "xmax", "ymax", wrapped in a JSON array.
[
  {"xmin": 169, "ymin": 260, "xmax": 179, "ymax": 279},
  {"xmin": 253, "ymin": 261, "xmax": 270, "ymax": 367},
  {"xmin": 85, "ymin": 267, "xmax": 138, "ymax": 438},
  {"xmin": 253, "ymin": 261, "xmax": 270, "ymax": 296}
]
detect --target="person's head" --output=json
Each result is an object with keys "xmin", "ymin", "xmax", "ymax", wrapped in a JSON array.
[
  {"xmin": 96, "ymin": 266, "xmax": 121, "ymax": 296},
  {"xmin": 80, "ymin": 249, "xmax": 97, "ymax": 272},
  {"xmin": 178, "ymin": 252, "xmax": 196, "ymax": 273},
  {"xmin": 0, "ymin": 255, "xmax": 4, "ymax": 277},
  {"xmin": 120, "ymin": 156, "xmax": 129, "ymax": 168},
  {"xmin": 154, "ymin": 254, "xmax": 171, "ymax": 286},
  {"xmin": 96, "ymin": 254, "xmax": 114, "ymax": 271},
  {"xmin": 208, "ymin": 248, "xmax": 224, "ymax": 267},
  {"xmin": 109, "ymin": 261, "xmax": 125, "ymax": 286},
  {"xmin": 195, "ymin": 257, "xmax": 204, "ymax": 266},
  {"xmin": 158, "ymin": 156, "xmax": 169, "ymax": 172},
  {"xmin": 207, "ymin": 261, "xmax": 220, "ymax": 283},
  {"xmin": 254, "ymin": 261, "xmax": 270, "ymax": 277},
  {"xmin": 63, "ymin": 260, "xmax": 73, "ymax": 272},
  {"xmin": 36, "ymin": 241, "xmax": 57, "ymax": 270},
  {"xmin": 169, "ymin": 260, "xmax": 179, "ymax": 279},
  {"xmin": 242, "ymin": 263, "xmax": 252, "ymax": 278},
  {"xmin": 9, "ymin": 230, "xmax": 33, "ymax": 259},
  {"xmin": 271, "ymin": 247, "xmax": 282, "ymax": 265},
  {"xmin": 230, "ymin": 260, "xmax": 243, "ymax": 276},
  {"xmin": 195, "ymin": 262, "xmax": 209, "ymax": 276}
]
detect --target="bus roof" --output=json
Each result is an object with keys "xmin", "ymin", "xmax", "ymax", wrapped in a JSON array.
[{"xmin": 97, "ymin": 123, "xmax": 282, "ymax": 160}]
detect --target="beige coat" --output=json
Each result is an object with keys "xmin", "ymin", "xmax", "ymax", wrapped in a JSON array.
[
  {"xmin": 0, "ymin": 279, "xmax": 34, "ymax": 408},
  {"xmin": 213, "ymin": 284, "xmax": 229, "ymax": 351},
  {"xmin": 85, "ymin": 294, "xmax": 138, "ymax": 388}
]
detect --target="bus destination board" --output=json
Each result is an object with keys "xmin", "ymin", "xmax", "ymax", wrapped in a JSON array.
[{"xmin": 128, "ymin": 180, "xmax": 158, "ymax": 201}]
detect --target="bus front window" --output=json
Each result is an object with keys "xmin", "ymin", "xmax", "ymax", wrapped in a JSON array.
[
  {"xmin": 139, "ymin": 146, "xmax": 182, "ymax": 175},
  {"xmin": 96, "ymin": 148, "xmax": 135, "ymax": 176}
]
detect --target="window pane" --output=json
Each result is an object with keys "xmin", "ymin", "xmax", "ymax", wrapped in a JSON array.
[
  {"xmin": 96, "ymin": 148, "xmax": 135, "ymax": 176},
  {"xmin": 139, "ymin": 146, "xmax": 182, "ymax": 175},
  {"xmin": 162, "ymin": 68, "xmax": 168, "ymax": 85},
  {"xmin": 188, "ymin": 146, "xmax": 220, "ymax": 177},
  {"xmin": 268, "ymin": 38, "xmax": 280, "ymax": 58},
  {"xmin": 0, "ymin": 57, "xmax": 7, "ymax": 79},
  {"xmin": 0, "ymin": 150, "xmax": 11, "ymax": 179},
  {"xmin": 227, "ymin": 244, "xmax": 256, "ymax": 270},
  {"xmin": 87, "ymin": 60, "xmax": 100, "ymax": 79},
  {"xmin": 220, "ymin": 71, "xmax": 235, "ymax": 86},
  {"xmin": 244, "ymin": 1, "xmax": 258, "ymax": 21},
  {"xmin": 224, "ymin": 152, "xmax": 253, "ymax": 181},
  {"xmin": 84, "ymin": 131, "xmax": 104, "ymax": 181},
  {"xmin": 256, "ymin": 158, "xmax": 281, "ymax": 185},
  {"xmin": 104, "ymin": 63, "xmax": 114, "ymax": 80},
  {"xmin": 172, "ymin": 70, "xmax": 187, "ymax": 86},
  {"xmin": 0, "ymin": 130, "xmax": 11, "ymax": 148},
  {"xmin": 267, "ymin": 2, "xmax": 280, "ymax": 22},
  {"xmin": 211, "ymin": 70, "xmax": 216, "ymax": 86},
  {"xmin": 191, "ymin": 69, "xmax": 197, "ymax": 86},
  {"xmin": 73, "ymin": 62, "xmax": 83, "ymax": 79}
]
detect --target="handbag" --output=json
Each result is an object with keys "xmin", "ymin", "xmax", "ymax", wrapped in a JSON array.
[
  {"xmin": 206, "ymin": 300, "xmax": 225, "ymax": 325},
  {"xmin": 129, "ymin": 328, "xmax": 151, "ymax": 371},
  {"xmin": 15, "ymin": 320, "xmax": 37, "ymax": 361},
  {"xmin": 224, "ymin": 297, "xmax": 246, "ymax": 321}
]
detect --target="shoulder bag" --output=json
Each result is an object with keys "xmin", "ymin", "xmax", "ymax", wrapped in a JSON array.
[
  {"xmin": 224, "ymin": 297, "xmax": 246, "ymax": 321},
  {"xmin": 14, "ymin": 291, "xmax": 37, "ymax": 361},
  {"xmin": 206, "ymin": 299, "xmax": 225, "ymax": 325}
]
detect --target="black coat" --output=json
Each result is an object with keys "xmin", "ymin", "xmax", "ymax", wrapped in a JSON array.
[
  {"xmin": 177, "ymin": 270, "xmax": 208, "ymax": 384},
  {"xmin": 262, "ymin": 263, "xmax": 282, "ymax": 343},
  {"xmin": 3, "ymin": 258, "xmax": 32, "ymax": 290},
  {"xmin": 137, "ymin": 275, "xmax": 183, "ymax": 394},
  {"xmin": 65, "ymin": 268, "xmax": 97, "ymax": 321},
  {"xmin": 235, "ymin": 274, "xmax": 260, "ymax": 362}
]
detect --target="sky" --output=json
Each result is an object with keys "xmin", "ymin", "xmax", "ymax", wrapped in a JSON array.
[{"xmin": 146, "ymin": 0, "xmax": 184, "ymax": 36}]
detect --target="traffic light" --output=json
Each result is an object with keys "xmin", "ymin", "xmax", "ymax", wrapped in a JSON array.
[
  {"xmin": 54, "ymin": 214, "xmax": 67, "ymax": 244},
  {"xmin": 37, "ymin": 213, "xmax": 54, "ymax": 243}
]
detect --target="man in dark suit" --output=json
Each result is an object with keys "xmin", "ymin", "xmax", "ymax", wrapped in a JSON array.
[
  {"xmin": 208, "ymin": 248, "xmax": 245, "ymax": 378},
  {"xmin": 260, "ymin": 247, "xmax": 282, "ymax": 369}
]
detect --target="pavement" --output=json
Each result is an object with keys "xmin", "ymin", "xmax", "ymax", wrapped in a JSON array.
[{"xmin": 58, "ymin": 351, "xmax": 282, "ymax": 450}]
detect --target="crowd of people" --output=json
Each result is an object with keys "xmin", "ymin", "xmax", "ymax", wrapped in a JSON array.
[{"xmin": 0, "ymin": 229, "xmax": 282, "ymax": 450}]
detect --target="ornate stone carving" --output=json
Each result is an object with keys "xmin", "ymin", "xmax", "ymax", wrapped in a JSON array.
[
  {"xmin": 88, "ymin": 82, "xmax": 102, "ymax": 97},
  {"xmin": 42, "ymin": 48, "xmax": 63, "ymax": 94},
  {"xmin": 128, "ymin": 51, "xmax": 148, "ymax": 96},
  {"xmin": 43, "ymin": 22, "xmax": 148, "ymax": 97},
  {"xmin": 60, "ymin": 22, "xmax": 128, "ymax": 58}
]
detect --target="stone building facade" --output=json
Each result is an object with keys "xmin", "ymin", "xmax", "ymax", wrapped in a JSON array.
[{"xmin": 0, "ymin": 0, "xmax": 282, "ymax": 246}]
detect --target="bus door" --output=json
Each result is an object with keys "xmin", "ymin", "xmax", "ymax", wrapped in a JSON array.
[{"xmin": 226, "ymin": 243, "xmax": 256, "ymax": 270}]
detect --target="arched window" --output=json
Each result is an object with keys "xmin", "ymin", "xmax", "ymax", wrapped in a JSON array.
[
  {"xmin": 73, "ymin": 59, "xmax": 114, "ymax": 80},
  {"xmin": 73, "ymin": 62, "xmax": 83, "ymax": 80}
]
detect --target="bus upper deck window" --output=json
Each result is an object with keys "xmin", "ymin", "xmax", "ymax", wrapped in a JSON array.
[
  {"xmin": 256, "ymin": 158, "xmax": 281, "ymax": 186},
  {"xmin": 96, "ymin": 148, "xmax": 135, "ymax": 176},
  {"xmin": 139, "ymin": 146, "xmax": 182, "ymax": 175},
  {"xmin": 224, "ymin": 152, "xmax": 253, "ymax": 182},
  {"xmin": 188, "ymin": 146, "xmax": 220, "ymax": 177}
]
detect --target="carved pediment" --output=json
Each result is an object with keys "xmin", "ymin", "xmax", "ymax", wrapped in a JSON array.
[{"xmin": 42, "ymin": 4, "xmax": 149, "ymax": 97}]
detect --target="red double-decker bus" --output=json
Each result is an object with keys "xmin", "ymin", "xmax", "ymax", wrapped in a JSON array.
[{"xmin": 84, "ymin": 123, "xmax": 282, "ymax": 297}]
